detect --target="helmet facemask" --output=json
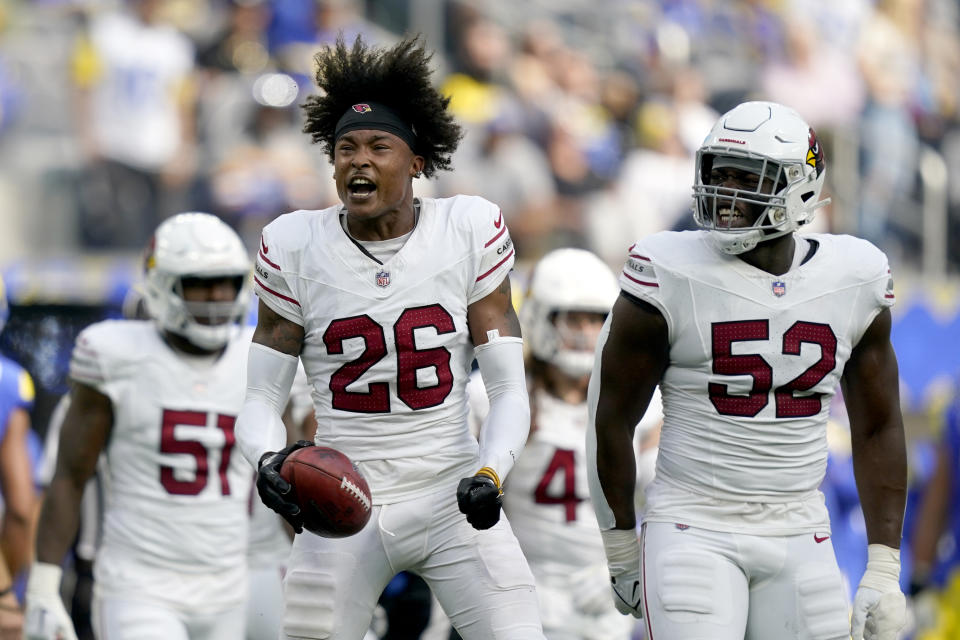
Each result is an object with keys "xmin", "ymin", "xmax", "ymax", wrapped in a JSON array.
[
  {"xmin": 179, "ymin": 275, "xmax": 247, "ymax": 346},
  {"xmin": 142, "ymin": 212, "xmax": 252, "ymax": 352},
  {"xmin": 694, "ymin": 150, "xmax": 815, "ymax": 254},
  {"xmin": 150, "ymin": 274, "xmax": 249, "ymax": 351},
  {"xmin": 519, "ymin": 248, "xmax": 619, "ymax": 380},
  {"xmin": 546, "ymin": 310, "xmax": 607, "ymax": 379}
]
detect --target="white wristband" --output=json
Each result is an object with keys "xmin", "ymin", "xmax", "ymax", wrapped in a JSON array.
[
  {"xmin": 26, "ymin": 562, "xmax": 63, "ymax": 595},
  {"xmin": 600, "ymin": 528, "xmax": 640, "ymax": 577},
  {"xmin": 860, "ymin": 544, "xmax": 901, "ymax": 592}
]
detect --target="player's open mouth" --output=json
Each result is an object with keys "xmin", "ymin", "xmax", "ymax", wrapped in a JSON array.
[
  {"xmin": 717, "ymin": 207, "xmax": 745, "ymax": 227},
  {"xmin": 348, "ymin": 177, "xmax": 377, "ymax": 199}
]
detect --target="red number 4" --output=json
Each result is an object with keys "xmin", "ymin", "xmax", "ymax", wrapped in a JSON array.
[
  {"xmin": 709, "ymin": 320, "xmax": 837, "ymax": 418},
  {"xmin": 533, "ymin": 448, "xmax": 584, "ymax": 522},
  {"xmin": 159, "ymin": 409, "xmax": 236, "ymax": 496}
]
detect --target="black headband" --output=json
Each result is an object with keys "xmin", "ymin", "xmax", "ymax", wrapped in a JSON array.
[{"xmin": 334, "ymin": 102, "xmax": 417, "ymax": 151}]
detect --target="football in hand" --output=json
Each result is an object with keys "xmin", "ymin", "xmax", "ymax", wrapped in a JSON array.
[{"xmin": 280, "ymin": 446, "xmax": 372, "ymax": 537}]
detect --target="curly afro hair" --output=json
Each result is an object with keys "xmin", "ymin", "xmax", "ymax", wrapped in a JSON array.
[{"xmin": 302, "ymin": 35, "xmax": 463, "ymax": 178}]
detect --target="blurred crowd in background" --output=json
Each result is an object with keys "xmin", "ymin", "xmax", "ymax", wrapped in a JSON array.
[
  {"xmin": 0, "ymin": 0, "xmax": 957, "ymax": 267},
  {"xmin": 0, "ymin": 0, "xmax": 959, "ymax": 638}
]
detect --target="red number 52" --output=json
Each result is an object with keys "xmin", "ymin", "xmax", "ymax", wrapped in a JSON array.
[{"xmin": 709, "ymin": 320, "xmax": 837, "ymax": 418}]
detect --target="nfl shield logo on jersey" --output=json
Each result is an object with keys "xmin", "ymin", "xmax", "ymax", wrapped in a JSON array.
[
  {"xmin": 376, "ymin": 270, "xmax": 390, "ymax": 287},
  {"xmin": 772, "ymin": 280, "xmax": 786, "ymax": 297}
]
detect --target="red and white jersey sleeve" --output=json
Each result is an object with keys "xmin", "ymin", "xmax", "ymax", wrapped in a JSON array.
[
  {"xmin": 619, "ymin": 241, "xmax": 674, "ymax": 338},
  {"xmin": 849, "ymin": 243, "xmax": 896, "ymax": 345},
  {"xmin": 68, "ymin": 320, "xmax": 254, "ymax": 611},
  {"xmin": 70, "ymin": 328, "xmax": 110, "ymax": 391},
  {"xmin": 614, "ymin": 231, "xmax": 896, "ymax": 534},
  {"xmin": 254, "ymin": 219, "xmax": 307, "ymax": 325},
  {"xmin": 466, "ymin": 203, "xmax": 515, "ymax": 303}
]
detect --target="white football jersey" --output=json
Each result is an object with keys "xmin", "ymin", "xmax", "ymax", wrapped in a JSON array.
[
  {"xmin": 617, "ymin": 230, "xmax": 894, "ymax": 533},
  {"xmin": 467, "ymin": 375, "xmax": 660, "ymax": 578},
  {"xmin": 69, "ymin": 321, "xmax": 254, "ymax": 608},
  {"xmin": 502, "ymin": 390, "xmax": 608, "ymax": 575},
  {"xmin": 254, "ymin": 196, "xmax": 515, "ymax": 504}
]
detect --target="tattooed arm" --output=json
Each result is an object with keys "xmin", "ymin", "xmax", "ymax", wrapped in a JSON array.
[
  {"xmin": 466, "ymin": 275, "xmax": 522, "ymax": 345},
  {"xmin": 253, "ymin": 300, "xmax": 305, "ymax": 355},
  {"xmin": 458, "ymin": 275, "xmax": 530, "ymax": 529}
]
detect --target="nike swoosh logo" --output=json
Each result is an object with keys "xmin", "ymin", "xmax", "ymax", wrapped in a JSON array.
[
  {"xmin": 613, "ymin": 579, "xmax": 641, "ymax": 608},
  {"xmin": 814, "ymin": 534, "xmax": 830, "ymax": 543},
  {"xmin": 494, "ymin": 211, "xmax": 503, "ymax": 229},
  {"xmin": 261, "ymin": 237, "xmax": 269, "ymax": 254}
]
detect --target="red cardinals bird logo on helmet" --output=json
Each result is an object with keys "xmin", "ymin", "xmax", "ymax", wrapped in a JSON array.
[
  {"xmin": 806, "ymin": 127, "xmax": 824, "ymax": 176},
  {"xmin": 352, "ymin": 103, "xmax": 372, "ymax": 113}
]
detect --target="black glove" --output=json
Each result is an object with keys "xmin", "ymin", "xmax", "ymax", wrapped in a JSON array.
[
  {"xmin": 257, "ymin": 440, "xmax": 313, "ymax": 533},
  {"xmin": 457, "ymin": 474, "xmax": 503, "ymax": 530}
]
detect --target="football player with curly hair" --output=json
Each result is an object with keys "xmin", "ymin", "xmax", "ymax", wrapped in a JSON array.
[{"xmin": 236, "ymin": 35, "xmax": 544, "ymax": 639}]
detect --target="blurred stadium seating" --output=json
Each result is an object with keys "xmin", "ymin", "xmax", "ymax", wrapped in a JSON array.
[{"xmin": 0, "ymin": 2, "xmax": 958, "ymax": 638}]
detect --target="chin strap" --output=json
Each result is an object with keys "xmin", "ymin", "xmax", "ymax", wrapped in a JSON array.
[{"xmin": 710, "ymin": 228, "xmax": 767, "ymax": 254}]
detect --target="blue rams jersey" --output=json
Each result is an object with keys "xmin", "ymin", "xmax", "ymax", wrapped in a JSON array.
[
  {"xmin": 0, "ymin": 355, "xmax": 34, "ymax": 441},
  {"xmin": 935, "ymin": 399, "xmax": 960, "ymax": 586},
  {"xmin": 0, "ymin": 354, "xmax": 41, "ymax": 492}
]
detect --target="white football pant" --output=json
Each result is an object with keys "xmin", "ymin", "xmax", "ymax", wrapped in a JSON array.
[
  {"xmin": 282, "ymin": 487, "xmax": 544, "ymax": 639},
  {"xmin": 246, "ymin": 563, "xmax": 286, "ymax": 640},
  {"xmin": 536, "ymin": 580, "xmax": 636, "ymax": 640},
  {"xmin": 93, "ymin": 596, "xmax": 245, "ymax": 640},
  {"xmin": 640, "ymin": 522, "xmax": 850, "ymax": 640}
]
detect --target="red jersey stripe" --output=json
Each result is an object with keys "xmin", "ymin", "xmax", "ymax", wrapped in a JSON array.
[
  {"xmin": 258, "ymin": 250, "xmax": 281, "ymax": 271},
  {"xmin": 476, "ymin": 250, "xmax": 514, "ymax": 282},
  {"xmin": 623, "ymin": 271, "xmax": 659, "ymax": 287},
  {"xmin": 254, "ymin": 276, "xmax": 300, "ymax": 307},
  {"xmin": 484, "ymin": 226, "xmax": 507, "ymax": 248}
]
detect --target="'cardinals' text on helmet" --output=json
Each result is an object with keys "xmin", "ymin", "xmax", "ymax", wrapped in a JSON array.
[
  {"xmin": 693, "ymin": 101, "xmax": 828, "ymax": 254},
  {"xmin": 143, "ymin": 213, "xmax": 251, "ymax": 350},
  {"xmin": 519, "ymin": 248, "xmax": 619, "ymax": 378}
]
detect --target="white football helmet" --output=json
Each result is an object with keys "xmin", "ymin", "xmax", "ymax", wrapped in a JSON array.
[
  {"xmin": 520, "ymin": 248, "xmax": 619, "ymax": 378},
  {"xmin": 693, "ymin": 101, "xmax": 828, "ymax": 254},
  {"xmin": 143, "ymin": 213, "xmax": 252, "ymax": 351}
]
